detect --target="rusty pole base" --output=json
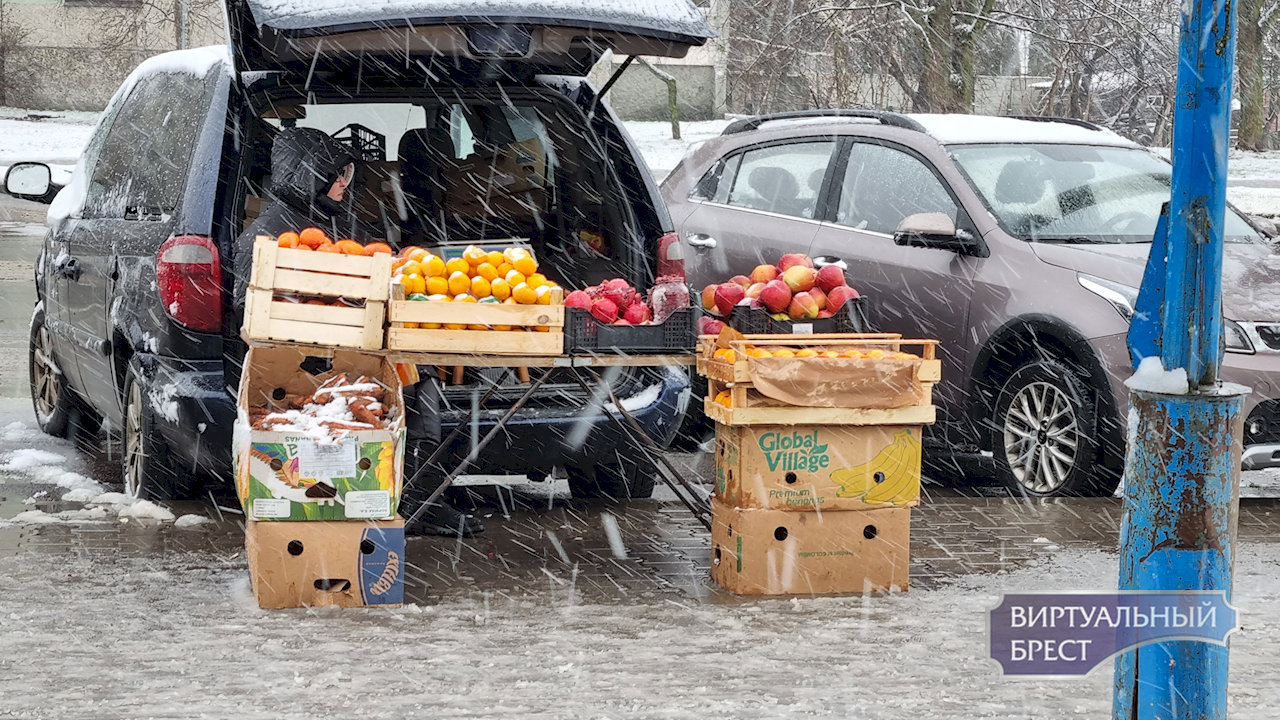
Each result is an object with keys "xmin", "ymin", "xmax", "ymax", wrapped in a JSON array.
[{"xmin": 1113, "ymin": 388, "xmax": 1246, "ymax": 720}]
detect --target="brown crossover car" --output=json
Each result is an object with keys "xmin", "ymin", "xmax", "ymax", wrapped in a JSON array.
[{"xmin": 665, "ymin": 110, "xmax": 1280, "ymax": 497}]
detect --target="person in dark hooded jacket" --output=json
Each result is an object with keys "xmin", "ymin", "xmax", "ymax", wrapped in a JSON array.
[
  {"xmin": 233, "ymin": 126, "xmax": 370, "ymax": 310},
  {"xmin": 232, "ymin": 126, "xmax": 483, "ymax": 538}
]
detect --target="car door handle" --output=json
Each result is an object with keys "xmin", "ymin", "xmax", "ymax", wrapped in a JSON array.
[
  {"xmin": 687, "ymin": 233, "xmax": 718, "ymax": 249},
  {"xmin": 813, "ymin": 256, "xmax": 848, "ymax": 270},
  {"xmin": 55, "ymin": 256, "xmax": 81, "ymax": 281}
]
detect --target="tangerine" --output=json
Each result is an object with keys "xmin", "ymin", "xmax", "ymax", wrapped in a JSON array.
[
  {"xmin": 401, "ymin": 273, "xmax": 426, "ymax": 295},
  {"xmin": 504, "ymin": 270, "xmax": 526, "ymax": 286},
  {"xmin": 316, "ymin": 242, "xmax": 342, "ymax": 253},
  {"xmin": 277, "ymin": 231, "xmax": 300, "ymax": 249},
  {"xmin": 470, "ymin": 275, "xmax": 492, "ymax": 298},
  {"xmin": 423, "ymin": 254, "xmax": 446, "ymax": 277},
  {"xmin": 476, "ymin": 262, "xmax": 499, "ymax": 281},
  {"xmin": 336, "ymin": 239, "xmax": 366, "ymax": 255},
  {"xmin": 448, "ymin": 271, "xmax": 471, "ymax": 296},
  {"xmin": 485, "ymin": 250, "xmax": 505, "ymax": 267},
  {"xmin": 513, "ymin": 254, "xmax": 537, "ymax": 276},
  {"xmin": 445, "ymin": 257, "xmax": 470, "ymax": 277},
  {"xmin": 489, "ymin": 278, "xmax": 511, "ymax": 301},
  {"xmin": 365, "ymin": 242, "xmax": 392, "ymax": 255},
  {"xmin": 511, "ymin": 283, "xmax": 537, "ymax": 305},
  {"xmin": 299, "ymin": 227, "xmax": 329, "ymax": 249},
  {"xmin": 399, "ymin": 260, "xmax": 422, "ymax": 278},
  {"xmin": 463, "ymin": 245, "xmax": 488, "ymax": 266},
  {"xmin": 425, "ymin": 276, "xmax": 449, "ymax": 296}
]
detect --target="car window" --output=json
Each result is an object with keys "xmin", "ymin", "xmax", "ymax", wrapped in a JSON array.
[
  {"xmin": 836, "ymin": 142, "xmax": 958, "ymax": 235},
  {"xmin": 83, "ymin": 72, "xmax": 210, "ymax": 219},
  {"xmin": 724, "ymin": 141, "xmax": 834, "ymax": 219},
  {"xmin": 691, "ymin": 153, "xmax": 741, "ymax": 204}
]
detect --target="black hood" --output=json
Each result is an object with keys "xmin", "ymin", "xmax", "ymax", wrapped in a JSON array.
[{"xmin": 269, "ymin": 127, "xmax": 356, "ymax": 216}]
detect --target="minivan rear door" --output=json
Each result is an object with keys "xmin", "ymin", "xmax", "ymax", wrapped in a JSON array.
[{"xmin": 224, "ymin": 0, "xmax": 712, "ymax": 77}]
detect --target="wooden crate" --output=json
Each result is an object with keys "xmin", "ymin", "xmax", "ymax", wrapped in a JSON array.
[
  {"xmin": 243, "ymin": 236, "xmax": 392, "ymax": 350},
  {"xmin": 697, "ymin": 333, "xmax": 940, "ymax": 427},
  {"xmin": 386, "ymin": 285, "xmax": 565, "ymax": 356}
]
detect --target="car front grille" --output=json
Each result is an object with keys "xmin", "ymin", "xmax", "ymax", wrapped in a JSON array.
[{"xmin": 1245, "ymin": 399, "xmax": 1280, "ymax": 446}]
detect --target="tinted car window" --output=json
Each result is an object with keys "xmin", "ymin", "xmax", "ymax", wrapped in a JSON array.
[
  {"xmin": 84, "ymin": 72, "xmax": 209, "ymax": 219},
  {"xmin": 837, "ymin": 142, "xmax": 957, "ymax": 234},
  {"xmin": 725, "ymin": 141, "xmax": 834, "ymax": 219}
]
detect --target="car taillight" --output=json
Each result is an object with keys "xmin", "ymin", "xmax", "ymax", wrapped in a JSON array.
[
  {"xmin": 157, "ymin": 234, "xmax": 222, "ymax": 333},
  {"xmin": 656, "ymin": 232, "xmax": 684, "ymax": 278}
]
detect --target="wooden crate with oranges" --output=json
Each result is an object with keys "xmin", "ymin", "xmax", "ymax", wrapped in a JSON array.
[
  {"xmin": 696, "ymin": 333, "xmax": 941, "ymax": 426},
  {"xmin": 243, "ymin": 235, "xmax": 394, "ymax": 350},
  {"xmin": 385, "ymin": 245, "xmax": 566, "ymax": 355}
]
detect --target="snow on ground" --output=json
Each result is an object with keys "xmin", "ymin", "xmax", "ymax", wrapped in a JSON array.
[
  {"xmin": 0, "ymin": 107, "xmax": 97, "ymax": 183},
  {"xmin": 1, "ymin": 532, "xmax": 1279, "ymax": 718}
]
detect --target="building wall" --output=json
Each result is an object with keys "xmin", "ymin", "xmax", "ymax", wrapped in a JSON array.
[{"xmin": 590, "ymin": 59, "xmax": 717, "ymax": 122}]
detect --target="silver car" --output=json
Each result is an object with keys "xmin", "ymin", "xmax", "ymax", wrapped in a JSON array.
[{"xmin": 664, "ymin": 110, "xmax": 1280, "ymax": 497}]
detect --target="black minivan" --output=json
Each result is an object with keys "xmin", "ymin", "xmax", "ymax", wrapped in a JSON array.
[{"xmin": 11, "ymin": 0, "xmax": 711, "ymax": 500}]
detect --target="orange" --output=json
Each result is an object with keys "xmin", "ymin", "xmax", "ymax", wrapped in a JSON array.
[
  {"xmin": 424, "ymin": 322, "xmax": 442, "ymax": 329},
  {"xmin": 533, "ymin": 325, "xmax": 551, "ymax": 332},
  {"xmin": 399, "ymin": 260, "xmax": 422, "ymax": 278},
  {"xmin": 398, "ymin": 245, "xmax": 422, "ymax": 258},
  {"xmin": 454, "ymin": 294, "xmax": 477, "ymax": 303},
  {"xmin": 444, "ymin": 322, "xmax": 467, "ymax": 330},
  {"xmin": 277, "ymin": 231, "xmax": 300, "ymax": 249},
  {"xmin": 502, "ymin": 247, "xmax": 527, "ymax": 264},
  {"xmin": 463, "ymin": 245, "xmax": 488, "ymax": 267},
  {"xmin": 445, "ymin": 257, "xmax": 470, "ymax": 277},
  {"xmin": 316, "ymin": 242, "xmax": 342, "ymax": 253},
  {"xmin": 407, "ymin": 247, "xmax": 429, "ymax": 262},
  {"xmin": 511, "ymin": 282, "xmax": 537, "ymax": 305},
  {"xmin": 513, "ymin": 254, "xmax": 537, "ymax": 276},
  {"xmin": 504, "ymin": 270, "xmax": 526, "ymax": 287},
  {"xmin": 485, "ymin": 250, "xmax": 504, "ymax": 267},
  {"xmin": 391, "ymin": 257, "xmax": 410, "ymax": 273},
  {"xmin": 401, "ymin": 322, "xmax": 420, "ymax": 329},
  {"xmin": 796, "ymin": 349, "xmax": 818, "ymax": 358},
  {"xmin": 476, "ymin": 262, "xmax": 499, "ymax": 281},
  {"xmin": 336, "ymin": 239, "xmax": 366, "ymax": 255},
  {"xmin": 448, "ymin": 271, "xmax": 471, "ymax": 296},
  {"xmin": 425, "ymin": 276, "xmax": 449, "ymax": 296},
  {"xmin": 470, "ymin": 275, "xmax": 492, "ymax": 298},
  {"xmin": 535, "ymin": 285, "xmax": 552, "ymax": 305},
  {"xmin": 423, "ymin": 254, "xmax": 446, "ymax": 277},
  {"xmin": 772, "ymin": 349, "xmax": 795, "ymax": 358},
  {"xmin": 401, "ymin": 273, "xmax": 426, "ymax": 295},
  {"xmin": 489, "ymin": 278, "xmax": 511, "ymax": 301},
  {"xmin": 299, "ymin": 227, "xmax": 329, "ymax": 249},
  {"xmin": 525, "ymin": 272, "xmax": 547, "ymax": 289},
  {"xmin": 365, "ymin": 242, "xmax": 392, "ymax": 255},
  {"xmin": 496, "ymin": 262, "xmax": 513, "ymax": 277},
  {"xmin": 426, "ymin": 294, "xmax": 450, "ymax": 302}
]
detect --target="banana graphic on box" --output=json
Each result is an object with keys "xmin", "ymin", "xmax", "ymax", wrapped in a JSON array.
[{"xmin": 829, "ymin": 430, "xmax": 921, "ymax": 505}]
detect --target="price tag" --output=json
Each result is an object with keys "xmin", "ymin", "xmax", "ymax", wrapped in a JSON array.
[
  {"xmin": 792, "ymin": 323, "xmax": 814, "ymax": 335},
  {"xmin": 297, "ymin": 441, "xmax": 358, "ymax": 479},
  {"xmin": 344, "ymin": 490, "xmax": 392, "ymax": 519}
]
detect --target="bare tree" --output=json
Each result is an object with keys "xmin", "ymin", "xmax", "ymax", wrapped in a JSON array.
[
  {"xmin": 96, "ymin": 0, "xmax": 222, "ymax": 54},
  {"xmin": 0, "ymin": 2, "xmax": 34, "ymax": 107},
  {"xmin": 1237, "ymin": 0, "xmax": 1280, "ymax": 150}
]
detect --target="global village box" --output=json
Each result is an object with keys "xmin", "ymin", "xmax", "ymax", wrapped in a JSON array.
[
  {"xmin": 234, "ymin": 345, "xmax": 405, "ymax": 521},
  {"xmin": 245, "ymin": 518, "xmax": 405, "ymax": 609},
  {"xmin": 715, "ymin": 424, "xmax": 922, "ymax": 511},
  {"xmin": 710, "ymin": 498, "xmax": 910, "ymax": 596}
]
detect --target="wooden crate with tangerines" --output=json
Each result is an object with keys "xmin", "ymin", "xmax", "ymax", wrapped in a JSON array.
[{"xmin": 243, "ymin": 236, "xmax": 393, "ymax": 350}]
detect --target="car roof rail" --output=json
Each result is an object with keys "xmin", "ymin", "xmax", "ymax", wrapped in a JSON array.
[
  {"xmin": 1005, "ymin": 115, "xmax": 1106, "ymax": 132},
  {"xmin": 721, "ymin": 109, "xmax": 927, "ymax": 135}
]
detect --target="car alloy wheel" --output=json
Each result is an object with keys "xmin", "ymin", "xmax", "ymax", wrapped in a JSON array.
[
  {"xmin": 1002, "ymin": 381, "xmax": 1080, "ymax": 494},
  {"xmin": 31, "ymin": 324, "xmax": 61, "ymax": 423},
  {"xmin": 123, "ymin": 380, "xmax": 145, "ymax": 498}
]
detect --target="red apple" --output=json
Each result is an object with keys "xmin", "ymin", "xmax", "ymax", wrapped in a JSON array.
[
  {"xmin": 624, "ymin": 303, "xmax": 651, "ymax": 324},
  {"xmin": 730, "ymin": 275, "xmax": 752, "ymax": 288},
  {"xmin": 745, "ymin": 282, "xmax": 766, "ymax": 300},
  {"xmin": 782, "ymin": 265, "xmax": 817, "ymax": 293},
  {"xmin": 698, "ymin": 316, "xmax": 726, "ymax": 336},
  {"xmin": 815, "ymin": 264, "xmax": 846, "ymax": 293},
  {"xmin": 788, "ymin": 291, "xmax": 820, "ymax": 319},
  {"xmin": 591, "ymin": 298, "xmax": 619, "ymax": 323},
  {"xmin": 826, "ymin": 285, "xmax": 860, "ymax": 312},
  {"xmin": 778, "ymin": 253, "xmax": 814, "ymax": 271},
  {"xmin": 749, "ymin": 265, "xmax": 779, "ymax": 284},
  {"xmin": 565, "ymin": 290, "xmax": 593, "ymax": 309},
  {"xmin": 701, "ymin": 284, "xmax": 718, "ymax": 313},
  {"xmin": 714, "ymin": 282, "xmax": 746, "ymax": 316},
  {"xmin": 760, "ymin": 280, "xmax": 792, "ymax": 314},
  {"xmin": 817, "ymin": 310, "xmax": 834, "ymax": 319},
  {"xmin": 808, "ymin": 286, "xmax": 828, "ymax": 311}
]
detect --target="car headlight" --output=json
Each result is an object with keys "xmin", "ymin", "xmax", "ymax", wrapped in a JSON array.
[
  {"xmin": 1225, "ymin": 319, "xmax": 1255, "ymax": 354},
  {"xmin": 1078, "ymin": 274, "xmax": 1138, "ymax": 322}
]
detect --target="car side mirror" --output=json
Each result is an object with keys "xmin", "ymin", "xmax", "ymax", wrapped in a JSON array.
[
  {"xmin": 1246, "ymin": 214, "xmax": 1278, "ymax": 239},
  {"xmin": 5, "ymin": 162, "xmax": 52, "ymax": 202},
  {"xmin": 893, "ymin": 212, "xmax": 976, "ymax": 253}
]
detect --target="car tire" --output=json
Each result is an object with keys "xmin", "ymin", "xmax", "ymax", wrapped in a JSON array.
[
  {"xmin": 991, "ymin": 360, "xmax": 1119, "ymax": 497},
  {"xmin": 29, "ymin": 310, "xmax": 76, "ymax": 438},
  {"xmin": 566, "ymin": 456, "xmax": 657, "ymax": 500},
  {"xmin": 122, "ymin": 362, "xmax": 189, "ymax": 500}
]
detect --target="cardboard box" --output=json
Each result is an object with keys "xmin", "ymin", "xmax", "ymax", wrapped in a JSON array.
[
  {"xmin": 715, "ymin": 424, "xmax": 922, "ymax": 511},
  {"xmin": 234, "ymin": 345, "xmax": 405, "ymax": 521},
  {"xmin": 710, "ymin": 499, "xmax": 910, "ymax": 595},
  {"xmin": 245, "ymin": 519, "xmax": 405, "ymax": 609}
]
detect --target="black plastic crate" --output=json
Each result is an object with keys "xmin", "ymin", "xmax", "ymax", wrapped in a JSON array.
[
  {"xmin": 728, "ymin": 297, "xmax": 872, "ymax": 335},
  {"xmin": 564, "ymin": 307, "xmax": 697, "ymax": 354}
]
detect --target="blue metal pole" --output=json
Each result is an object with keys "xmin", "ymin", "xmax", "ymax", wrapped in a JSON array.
[{"xmin": 1117, "ymin": 1, "xmax": 1242, "ymax": 718}]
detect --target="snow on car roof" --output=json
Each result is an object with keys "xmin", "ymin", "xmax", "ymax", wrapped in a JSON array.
[
  {"xmin": 245, "ymin": 0, "xmax": 713, "ymax": 42},
  {"xmin": 909, "ymin": 113, "xmax": 1140, "ymax": 148}
]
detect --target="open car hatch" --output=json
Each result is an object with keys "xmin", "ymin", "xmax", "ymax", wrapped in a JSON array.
[{"xmin": 225, "ymin": 0, "xmax": 714, "ymax": 77}]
